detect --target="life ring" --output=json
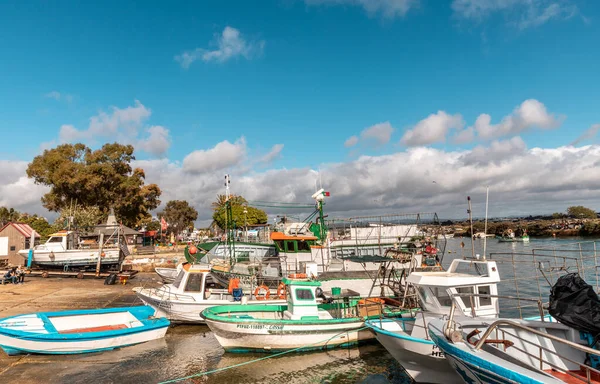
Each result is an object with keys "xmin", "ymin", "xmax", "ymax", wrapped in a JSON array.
[
  {"xmin": 288, "ymin": 273, "xmax": 307, "ymax": 279},
  {"xmin": 425, "ymin": 245, "xmax": 437, "ymax": 255},
  {"xmin": 254, "ymin": 285, "xmax": 270, "ymax": 300},
  {"xmin": 276, "ymin": 283, "xmax": 287, "ymax": 299}
]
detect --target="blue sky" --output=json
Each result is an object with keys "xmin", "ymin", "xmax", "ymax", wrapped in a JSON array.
[{"xmin": 1, "ymin": 0, "xmax": 600, "ymax": 221}]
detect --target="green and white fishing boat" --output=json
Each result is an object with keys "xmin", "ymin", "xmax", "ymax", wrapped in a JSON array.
[{"xmin": 201, "ymin": 276, "xmax": 411, "ymax": 353}]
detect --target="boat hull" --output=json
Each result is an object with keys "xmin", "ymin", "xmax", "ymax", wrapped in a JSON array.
[
  {"xmin": 0, "ymin": 326, "xmax": 167, "ymax": 355},
  {"xmin": 18, "ymin": 249, "xmax": 121, "ymax": 268},
  {"xmin": 0, "ymin": 306, "xmax": 169, "ymax": 356},
  {"xmin": 205, "ymin": 317, "xmax": 374, "ymax": 352},
  {"xmin": 133, "ymin": 287, "xmax": 286, "ymax": 324},
  {"xmin": 428, "ymin": 320, "xmax": 565, "ymax": 384},
  {"xmin": 367, "ymin": 319, "xmax": 462, "ymax": 384}
]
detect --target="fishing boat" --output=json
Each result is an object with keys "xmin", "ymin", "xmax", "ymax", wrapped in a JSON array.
[
  {"xmin": 201, "ymin": 276, "xmax": 411, "ymax": 353},
  {"xmin": 17, "ymin": 230, "xmax": 123, "ymax": 268},
  {"xmin": 196, "ymin": 187, "xmax": 442, "ymax": 297},
  {"xmin": 428, "ymin": 273, "xmax": 600, "ymax": 384},
  {"xmin": 365, "ymin": 258, "xmax": 501, "ymax": 383},
  {"xmin": 134, "ymin": 263, "xmax": 287, "ymax": 323},
  {"xmin": 0, "ymin": 306, "xmax": 169, "ymax": 355},
  {"xmin": 497, "ymin": 228, "xmax": 529, "ymax": 242}
]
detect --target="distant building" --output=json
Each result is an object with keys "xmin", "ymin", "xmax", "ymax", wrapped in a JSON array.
[{"xmin": 0, "ymin": 222, "xmax": 40, "ymax": 266}]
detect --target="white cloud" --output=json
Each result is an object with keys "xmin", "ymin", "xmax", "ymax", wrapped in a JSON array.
[
  {"xmin": 474, "ymin": 99, "xmax": 562, "ymax": 140},
  {"xmin": 305, "ymin": 0, "xmax": 418, "ymax": 19},
  {"xmin": 260, "ymin": 144, "xmax": 284, "ymax": 164},
  {"xmin": 0, "ymin": 161, "xmax": 50, "ymax": 216},
  {"xmin": 344, "ymin": 136, "xmax": 359, "ymax": 147},
  {"xmin": 361, "ymin": 122, "xmax": 394, "ymax": 145},
  {"xmin": 401, "ymin": 111, "xmax": 464, "ymax": 146},
  {"xmin": 451, "ymin": 0, "xmax": 579, "ymax": 29},
  {"xmin": 6, "ymin": 138, "xmax": 600, "ymax": 224},
  {"xmin": 138, "ymin": 126, "xmax": 171, "ymax": 157},
  {"xmin": 182, "ymin": 138, "xmax": 247, "ymax": 174},
  {"xmin": 345, "ymin": 121, "xmax": 394, "ymax": 148},
  {"xmin": 130, "ymin": 143, "xmax": 600, "ymax": 226},
  {"xmin": 175, "ymin": 26, "xmax": 265, "ymax": 68},
  {"xmin": 54, "ymin": 100, "xmax": 170, "ymax": 157},
  {"xmin": 571, "ymin": 124, "xmax": 600, "ymax": 146},
  {"xmin": 44, "ymin": 91, "xmax": 74, "ymax": 103}
]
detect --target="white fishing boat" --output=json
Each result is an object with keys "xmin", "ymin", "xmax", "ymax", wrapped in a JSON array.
[
  {"xmin": 429, "ymin": 272, "xmax": 600, "ymax": 384},
  {"xmin": 366, "ymin": 258, "xmax": 501, "ymax": 383},
  {"xmin": 201, "ymin": 276, "xmax": 411, "ymax": 353},
  {"xmin": 134, "ymin": 263, "xmax": 287, "ymax": 323},
  {"xmin": 0, "ymin": 306, "xmax": 169, "ymax": 355},
  {"xmin": 17, "ymin": 230, "xmax": 123, "ymax": 268}
]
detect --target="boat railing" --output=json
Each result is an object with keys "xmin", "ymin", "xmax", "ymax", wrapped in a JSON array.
[
  {"xmin": 484, "ymin": 252, "xmax": 586, "ymax": 318},
  {"xmin": 459, "ymin": 318, "xmax": 600, "ymax": 383}
]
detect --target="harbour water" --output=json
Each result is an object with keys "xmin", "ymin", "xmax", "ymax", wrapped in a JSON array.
[{"xmin": 1, "ymin": 236, "xmax": 598, "ymax": 383}]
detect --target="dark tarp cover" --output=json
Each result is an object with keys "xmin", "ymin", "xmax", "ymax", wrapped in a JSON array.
[{"xmin": 549, "ymin": 273, "xmax": 600, "ymax": 337}]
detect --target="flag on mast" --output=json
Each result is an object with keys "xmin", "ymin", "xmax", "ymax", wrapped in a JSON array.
[{"xmin": 160, "ymin": 217, "xmax": 168, "ymax": 232}]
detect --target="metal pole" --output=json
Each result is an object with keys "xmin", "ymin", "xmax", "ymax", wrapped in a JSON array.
[
  {"xmin": 483, "ymin": 186, "xmax": 489, "ymax": 260},
  {"xmin": 96, "ymin": 233, "xmax": 104, "ymax": 277},
  {"xmin": 467, "ymin": 196, "xmax": 476, "ymax": 260}
]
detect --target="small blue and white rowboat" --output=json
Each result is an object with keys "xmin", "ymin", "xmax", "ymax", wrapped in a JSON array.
[{"xmin": 0, "ymin": 306, "xmax": 169, "ymax": 355}]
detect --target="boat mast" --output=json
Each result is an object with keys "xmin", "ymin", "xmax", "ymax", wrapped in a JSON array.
[
  {"xmin": 483, "ymin": 186, "xmax": 489, "ymax": 260},
  {"xmin": 467, "ymin": 196, "xmax": 476, "ymax": 260},
  {"xmin": 224, "ymin": 174, "xmax": 236, "ymax": 265}
]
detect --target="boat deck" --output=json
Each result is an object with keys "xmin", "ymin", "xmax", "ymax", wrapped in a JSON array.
[
  {"xmin": 59, "ymin": 324, "xmax": 128, "ymax": 334},
  {"xmin": 545, "ymin": 369, "xmax": 600, "ymax": 383}
]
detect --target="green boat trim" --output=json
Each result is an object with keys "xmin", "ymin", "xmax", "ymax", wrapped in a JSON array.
[{"xmin": 201, "ymin": 303, "xmax": 410, "ymax": 325}]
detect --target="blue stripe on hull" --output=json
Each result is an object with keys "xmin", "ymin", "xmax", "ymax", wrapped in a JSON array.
[
  {"xmin": 430, "ymin": 331, "xmax": 551, "ymax": 384},
  {"xmin": 1, "ymin": 341, "xmax": 145, "ymax": 356}
]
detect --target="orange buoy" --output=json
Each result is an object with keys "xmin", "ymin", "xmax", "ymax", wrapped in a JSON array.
[
  {"xmin": 288, "ymin": 273, "xmax": 308, "ymax": 279},
  {"xmin": 188, "ymin": 246, "xmax": 198, "ymax": 255},
  {"xmin": 254, "ymin": 284, "xmax": 270, "ymax": 300},
  {"xmin": 276, "ymin": 282, "xmax": 287, "ymax": 299}
]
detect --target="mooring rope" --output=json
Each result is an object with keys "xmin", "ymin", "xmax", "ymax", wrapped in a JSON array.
[{"xmin": 158, "ymin": 325, "xmax": 371, "ymax": 384}]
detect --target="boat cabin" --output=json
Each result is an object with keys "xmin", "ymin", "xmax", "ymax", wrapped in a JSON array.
[
  {"xmin": 38, "ymin": 231, "xmax": 77, "ymax": 252},
  {"xmin": 282, "ymin": 277, "xmax": 333, "ymax": 321},
  {"xmin": 170, "ymin": 263, "xmax": 216, "ymax": 299},
  {"xmin": 407, "ymin": 258, "xmax": 500, "ymax": 318}
]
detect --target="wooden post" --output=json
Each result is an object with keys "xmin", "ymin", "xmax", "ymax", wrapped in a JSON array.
[{"xmin": 96, "ymin": 233, "xmax": 104, "ymax": 277}]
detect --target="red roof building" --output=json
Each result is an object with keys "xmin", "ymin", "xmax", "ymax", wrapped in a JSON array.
[{"xmin": 0, "ymin": 222, "xmax": 40, "ymax": 266}]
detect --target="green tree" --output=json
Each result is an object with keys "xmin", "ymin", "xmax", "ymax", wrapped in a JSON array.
[
  {"xmin": 26, "ymin": 143, "xmax": 161, "ymax": 227},
  {"xmin": 51, "ymin": 206, "xmax": 104, "ymax": 232},
  {"xmin": 19, "ymin": 214, "xmax": 54, "ymax": 238},
  {"xmin": 160, "ymin": 200, "xmax": 198, "ymax": 236},
  {"xmin": 567, "ymin": 206, "xmax": 597, "ymax": 219},
  {"xmin": 0, "ymin": 207, "xmax": 20, "ymax": 226},
  {"xmin": 211, "ymin": 195, "xmax": 267, "ymax": 230}
]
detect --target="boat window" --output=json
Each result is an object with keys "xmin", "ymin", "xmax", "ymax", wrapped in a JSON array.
[
  {"xmin": 48, "ymin": 237, "xmax": 63, "ymax": 243},
  {"xmin": 297, "ymin": 240, "xmax": 311, "ymax": 252},
  {"xmin": 185, "ymin": 273, "xmax": 203, "ymax": 292},
  {"xmin": 477, "ymin": 285, "xmax": 492, "ymax": 306},
  {"xmin": 418, "ymin": 287, "xmax": 435, "ymax": 305},
  {"xmin": 172, "ymin": 270, "xmax": 185, "ymax": 288},
  {"xmin": 274, "ymin": 240, "xmax": 284, "ymax": 251},
  {"xmin": 285, "ymin": 241, "xmax": 296, "ymax": 253},
  {"xmin": 456, "ymin": 287, "xmax": 475, "ymax": 308},
  {"xmin": 295, "ymin": 288, "xmax": 314, "ymax": 300},
  {"xmin": 433, "ymin": 287, "xmax": 453, "ymax": 307}
]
